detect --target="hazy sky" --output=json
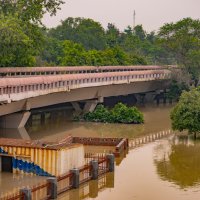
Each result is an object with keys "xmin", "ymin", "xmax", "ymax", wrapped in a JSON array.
[{"xmin": 43, "ymin": 0, "xmax": 200, "ymax": 32}]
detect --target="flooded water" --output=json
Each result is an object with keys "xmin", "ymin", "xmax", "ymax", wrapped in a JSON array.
[
  {"xmin": 1, "ymin": 104, "xmax": 200, "ymax": 199},
  {"xmin": 66, "ymin": 137, "xmax": 200, "ymax": 200},
  {"xmin": 0, "ymin": 104, "xmax": 172, "ymax": 141}
]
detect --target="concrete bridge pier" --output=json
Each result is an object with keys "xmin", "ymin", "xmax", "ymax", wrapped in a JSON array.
[
  {"xmin": 135, "ymin": 93, "xmax": 146, "ymax": 104},
  {"xmin": 154, "ymin": 89, "xmax": 170, "ymax": 104},
  {"xmin": 72, "ymin": 97, "xmax": 104, "ymax": 114},
  {"xmin": 83, "ymin": 100, "xmax": 99, "ymax": 113},
  {"xmin": 71, "ymin": 102, "xmax": 82, "ymax": 115},
  {"xmin": 18, "ymin": 127, "xmax": 31, "ymax": 140},
  {"xmin": 0, "ymin": 111, "xmax": 31, "ymax": 129}
]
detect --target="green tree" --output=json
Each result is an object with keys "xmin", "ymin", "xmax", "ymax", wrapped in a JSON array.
[
  {"xmin": 0, "ymin": 0, "xmax": 64, "ymax": 24},
  {"xmin": 101, "ymin": 47, "xmax": 129, "ymax": 66},
  {"xmin": 110, "ymin": 103, "xmax": 144, "ymax": 124},
  {"xmin": 49, "ymin": 17, "xmax": 107, "ymax": 50},
  {"xmin": 105, "ymin": 23, "xmax": 120, "ymax": 48},
  {"xmin": 134, "ymin": 25, "xmax": 146, "ymax": 41},
  {"xmin": 0, "ymin": 0, "xmax": 64, "ymax": 67},
  {"xmin": 58, "ymin": 40, "xmax": 87, "ymax": 66},
  {"xmin": 81, "ymin": 103, "xmax": 144, "ymax": 124},
  {"xmin": 41, "ymin": 37, "xmax": 62, "ymax": 65},
  {"xmin": 0, "ymin": 15, "xmax": 40, "ymax": 67},
  {"xmin": 159, "ymin": 18, "xmax": 200, "ymax": 84},
  {"xmin": 166, "ymin": 80, "xmax": 188, "ymax": 100},
  {"xmin": 85, "ymin": 50, "xmax": 103, "ymax": 66},
  {"xmin": 170, "ymin": 88, "xmax": 200, "ymax": 138}
]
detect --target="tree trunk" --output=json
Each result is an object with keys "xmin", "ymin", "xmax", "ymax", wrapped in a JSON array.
[{"xmin": 194, "ymin": 132, "xmax": 197, "ymax": 140}]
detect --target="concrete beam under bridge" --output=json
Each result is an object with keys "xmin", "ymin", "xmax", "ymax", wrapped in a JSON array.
[{"xmin": 0, "ymin": 111, "xmax": 31, "ymax": 129}]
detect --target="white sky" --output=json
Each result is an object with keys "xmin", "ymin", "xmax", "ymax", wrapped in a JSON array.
[{"xmin": 43, "ymin": 0, "xmax": 200, "ymax": 32}]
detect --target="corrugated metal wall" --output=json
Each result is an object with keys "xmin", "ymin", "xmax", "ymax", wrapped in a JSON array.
[
  {"xmin": 0, "ymin": 144, "xmax": 85, "ymax": 177},
  {"xmin": 59, "ymin": 146, "xmax": 85, "ymax": 175}
]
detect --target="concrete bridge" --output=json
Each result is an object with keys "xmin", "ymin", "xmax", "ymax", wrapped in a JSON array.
[{"xmin": 0, "ymin": 66, "xmax": 171, "ymax": 129}]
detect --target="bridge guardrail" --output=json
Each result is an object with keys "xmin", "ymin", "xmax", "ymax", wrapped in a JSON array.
[
  {"xmin": 0, "ymin": 70, "xmax": 171, "ymax": 103},
  {"xmin": 0, "ymin": 66, "xmax": 166, "ymax": 77}
]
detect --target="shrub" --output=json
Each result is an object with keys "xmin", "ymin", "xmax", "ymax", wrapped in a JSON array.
[{"xmin": 80, "ymin": 103, "xmax": 144, "ymax": 124}]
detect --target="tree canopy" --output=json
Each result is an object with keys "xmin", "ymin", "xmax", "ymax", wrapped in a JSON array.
[
  {"xmin": 170, "ymin": 88, "xmax": 200, "ymax": 137},
  {"xmin": 0, "ymin": 0, "xmax": 64, "ymax": 67},
  {"xmin": 159, "ymin": 18, "xmax": 200, "ymax": 84},
  {"xmin": 1, "ymin": 3, "xmax": 200, "ymax": 85},
  {"xmin": 48, "ymin": 17, "xmax": 107, "ymax": 50},
  {"xmin": 0, "ymin": 0, "xmax": 64, "ymax": 24},
  {"xmin": 0, "ymin": 15, "xmax": 43, "ymax": 67}
]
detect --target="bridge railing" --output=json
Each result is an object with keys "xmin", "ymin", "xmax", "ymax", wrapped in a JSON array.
[
  {"xmin": 2, "ymin": 156, "xmax": 112, "ymax": 200},
  {"xmin": 0, "ymin": 66, "xmax": 165, "ymax": 77},
  {"xmin": 128, "ymin": 129, "xmax": 173, "ymax": 150},
  {"xmin": 0, "ymin": 70, "xmax": 171, "ymax": 103}
]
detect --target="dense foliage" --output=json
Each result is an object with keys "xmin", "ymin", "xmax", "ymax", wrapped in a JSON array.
[
  {"xmin": 0, "ymin": 0, "xmax": 64, "ymax": 67},
  {"xmin": 0, "ymin": 15, "xmax": 44, "ymax": 67},
  {"xmin": 0, "ymin": 0, "xmax": 64, "ymax": 24},
  {"xmin": 170, "ymin": 88, "xmax": 200, "ymax": 138},
  {"xmin": 1, "ymin": 0, "xmax": 200, "ymax": 88},
  {"xmin": 81, "ymin": 103, "xmax": 144, "ymax": 124},
  {"xmin": 166, "ymin": 80, "xmax": 189, "ymax": 101},
  {"xmin": 159, "ymin": 18, "xmax": 200, "ymax": 85}
]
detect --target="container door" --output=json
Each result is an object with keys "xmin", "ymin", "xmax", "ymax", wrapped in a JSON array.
[{"xmin": 1, "ymin": 156, "xmax": 13, "ymax": 173}]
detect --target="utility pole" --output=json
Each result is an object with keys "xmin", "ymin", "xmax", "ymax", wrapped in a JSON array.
[{"xmin": 133, "ymin": 10, "xmax": 136, "ymax": 30}]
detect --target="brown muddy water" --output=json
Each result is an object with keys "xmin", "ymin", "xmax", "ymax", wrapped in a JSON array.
[{"xmin": 1, "ymin": 104, "xmax": 200, "ymax": 200}]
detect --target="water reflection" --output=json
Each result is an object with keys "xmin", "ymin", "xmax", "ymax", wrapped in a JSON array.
[
  {"xmin": 0, "ymin": 104, "xmax": 172, "ymax": 141},
  {"xmin": 154, "ymin": 135, "xmax": 200, "ymax": 189},
  {"xmin": 1, "ymin": 104, "xmax": 183, "ymax": 200},
  {"xmin": 58, "ymin": 173, "xmax": 114, "ymax": 200},
  {"xmin": 0, "ymin": 127, "xmax": 30, "ymax": 139},
  {"xmin": 26, "ymin": 104, "xmax": 172, "ymax": 140}
]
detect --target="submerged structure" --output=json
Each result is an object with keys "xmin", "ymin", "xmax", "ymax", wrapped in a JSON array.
[
  {"xmin": 0, "ymin": 137, "xmax": 84, "ymax": 176},
  {"xmin": 0, "ymin": 136, "xmax": 128, "ymax": 177}
]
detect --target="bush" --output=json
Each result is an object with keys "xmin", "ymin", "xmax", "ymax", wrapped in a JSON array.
[{"xmin": 81, "ymin": 103, "xmax": 144, "ymax": 124}]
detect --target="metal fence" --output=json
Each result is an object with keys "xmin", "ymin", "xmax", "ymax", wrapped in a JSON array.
[{"xmin": 2, "ymin": 154, "xmax": 114, "ymax": 200}]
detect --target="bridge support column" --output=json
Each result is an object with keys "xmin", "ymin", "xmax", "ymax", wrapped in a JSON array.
[
  {"xmin": 83, "ymin": 100, "xmax": 99, "ymax": 113},
  {"xmin": 135, "ymin": 94, "xmax": 146, "ymax": 104},
  {"xmin": 0, "ymin": 111, "xmax": 31, "ymax": 129},
  {"xmin": 18, "ymin": 127, "xmax": 31, "ymax": 140},
  {"xmin": 71, "ymin": 102, "xmax": 82, "ymax": 114},
  {"xmin": 145, "ymin": 93, "xmax": 156, "ymax": 103}
]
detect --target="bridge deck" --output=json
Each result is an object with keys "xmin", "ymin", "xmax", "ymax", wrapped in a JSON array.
[{"xmin": 0, "ymin": 69, "xmax": 171, "ymax": 104}]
